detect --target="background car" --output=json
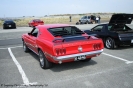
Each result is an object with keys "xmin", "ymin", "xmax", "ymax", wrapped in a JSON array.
[
  {"xmin": 28, "ymin": 19, "xmax": 44, "ymax": 27},
  {"xmin": 22, "ymin": 24, "xmax": 104, "ymax": 69},
  {"xmin": 3, "ymin": 20, "xmax": 16, "ymax": 29},
  {"xmin": 79, "ymin": 16, "xmax": 92, "ymax": 24},
  {"xmin": 77, "ymin": 15, "xmax": 96, "ymax": 25},
  {"xmin": 84, "ymin": 14, "xmax": 133, "ymax": 49}
]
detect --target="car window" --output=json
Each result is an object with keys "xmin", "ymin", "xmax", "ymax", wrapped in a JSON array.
[
  {"xmin": 48, "ymin": 26, "xmax": 84, "ymax": 37},
  {"xmin": 88, "ymin": 16, "xmax": 90, "ymax": 19},
  {"xmin": 84, "ymin": 16, "xmax": 87, "ymax": 19},
  {"xmin": 92, "ymin": 25, "xmax": 103, "ymax": 32},
  {"xmin": 31, "ymin": 28, "xmax": 38, "ymax": 37},
  {"xmin": 108, "ymin": 25, "xmax": 112, "ymax": 30}
]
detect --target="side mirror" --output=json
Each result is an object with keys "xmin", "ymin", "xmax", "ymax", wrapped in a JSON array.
[{"xmin": 28, "ymin": 33, "xmax": 31, "ymax": 35}]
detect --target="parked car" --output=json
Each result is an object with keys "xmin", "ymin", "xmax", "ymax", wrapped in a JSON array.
[
  {"xmin": 22, "ymin": 24, "xmax": 104, "ymax": 69},
  {"xmin": 84, "ymin": 14, "xmax": 133, "ymax": 49},
  {"xmin": 3, "ymin": 20, "xmax": 16, "ymax": 29},
  {"xmin": 79, "ymin": 16, "xmax": 92, "ymax": 24},
  {"xmin": 77, "ymin": 15, "xmax": 96, "ymax": 25},
  {"xmin": 28, "ymin": 19, "xmax": 44, "ymax": 27}
]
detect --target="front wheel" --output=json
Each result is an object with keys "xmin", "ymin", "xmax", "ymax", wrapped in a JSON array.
[
  {"xmin": 23, "ymin": 41, "xmax": 30, "ymax": 52},
  {"xmin": 39, "ymin": 50, "xmax": 52, "ymax": 69},
  {"xmin": 105, "ymin": 37, "xmax": 116, "ymax": 49}
]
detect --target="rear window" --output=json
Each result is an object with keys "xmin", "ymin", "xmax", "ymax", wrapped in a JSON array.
[
  {"xmin": 34, "ymin": 19, "xmax": 41, "ymax": 22},
  {"xmin": 108, "ymin": 24, "xmax": 132, "ymax": 31},
  {"xmin": 5, "ymin": 20, "xmax": 14, "ymax": 23},
  {"xmin": 48, "ymin": 26, "xmax": 84, "ymax": 37}
]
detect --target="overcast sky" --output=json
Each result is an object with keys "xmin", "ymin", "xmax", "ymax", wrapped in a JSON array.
[{"xmin": 0, "ymin": 0, "xmax": 133, "ymax": 17}]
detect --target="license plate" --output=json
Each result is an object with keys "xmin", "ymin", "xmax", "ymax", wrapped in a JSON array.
[
  {"xmin": 8, "ymin": 25, "xmax": 11, "ymax": 27},
  {"xmin": 75, "ymin": 55, "xmax": 86, "ymax": 61},
  {"xmin": 131, "ymin": 39, "xmax": 133, "ymax": 43}
]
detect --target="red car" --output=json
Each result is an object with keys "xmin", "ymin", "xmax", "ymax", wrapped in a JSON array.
[
  {"xmin": 22, "ymin": 24, "xmax": 104, "ymax": 69},
  {"xmin": 28, "ymin": 19, "xmax": 44, "ymax": 27}
]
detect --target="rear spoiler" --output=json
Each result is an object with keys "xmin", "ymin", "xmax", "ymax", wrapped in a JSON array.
[{"xmin": 53, "ymin": 35, "xmax": 91, "ymax": 43}]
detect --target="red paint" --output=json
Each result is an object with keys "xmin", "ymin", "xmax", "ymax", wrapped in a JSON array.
[
  {"xmin": 22, "ymin": 24, "xmax": 104, "ymax": 64},
  {"xmin": 28, "ymin": 19, "xmax": 44, "ymax": 27}
]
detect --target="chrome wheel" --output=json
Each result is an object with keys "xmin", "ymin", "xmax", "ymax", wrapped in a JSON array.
[
  {"xmin": 38, "ymin": 50, "xmax": 53, "ymax": 69},
  {"xmin": 23, "ymin": 43, "xmax": 26, "ymax": 51},
  {"xmin": 106, "ymin": 39, "xmax": 111, "ymax": 48},
  {"xmin": 23, "ymin": 42, "xmax": 29, "ymax": 52},
  {"xmin": 39, "ymin": 51, "xmax": 44, "ymax": 67},
  {"xmin": 105, "ymin": 37, "xmax": 115, "ymax": 49}
]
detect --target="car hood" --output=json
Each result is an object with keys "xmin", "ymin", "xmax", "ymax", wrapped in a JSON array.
[{"xmin": 109, "ymin": 14, "xmax": 133, "ymax": 25}]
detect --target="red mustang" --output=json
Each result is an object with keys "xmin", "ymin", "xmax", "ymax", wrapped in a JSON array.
[
  {"xmin": 22, "ymin": 24, "xmax": 104, "ymax": 69},
  {"xmin": 28, "ymin": 19, "xmax": 44, "ymax": 27}
]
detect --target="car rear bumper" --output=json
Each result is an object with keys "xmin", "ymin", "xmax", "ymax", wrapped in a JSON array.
[
  {"xmin": 53, "ymin": 49, "xmax": 103, "ymax": 61},
  {"xmin": 116, "ymin": 37, "xmax": 133, "ymax": 45},
  {"xmin": 3, "ymin": 24, "xmax": 16, "ymax": 28}
]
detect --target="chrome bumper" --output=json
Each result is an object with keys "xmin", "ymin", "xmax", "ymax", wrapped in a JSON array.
[{"xmin": 53, "ymin": 49, "xmax": 103, "ymax": 61}]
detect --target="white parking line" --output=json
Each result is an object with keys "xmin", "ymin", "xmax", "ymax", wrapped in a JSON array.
[
  {"xmin": 8, "ymin": 48, "xmax": 38, "ymax": 86},
  {"xmin": 8, "ymin": 48, "xmax": 30, "ymax": 85},
  {"xmin": 102, "ymin": 52, "xmax": 133, "ymax": 64},
  {"xmin": 1, "ymin": 46, "xmax": 132, "ymax": 65},
  {"xmin": 0, "ymin": 46, "xmax": 22, "ymax": 49}
]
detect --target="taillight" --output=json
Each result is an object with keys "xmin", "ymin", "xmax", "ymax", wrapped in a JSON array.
[
  {"xmin": 93, "ymin": 43, "xmax": 101, "ymax": 50},
  {"xmin": 55, "ymin": 48, "xmax": 66, "ymax": 55}
]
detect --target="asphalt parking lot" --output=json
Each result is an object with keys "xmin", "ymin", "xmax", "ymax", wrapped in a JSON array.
[{"xmin": 0, "ymin": 24, "xmax": 133, "ymax": 88}]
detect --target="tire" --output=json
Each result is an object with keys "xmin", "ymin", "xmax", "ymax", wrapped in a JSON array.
[
  {"xmin": 3, "ymin": 26, "xmax": 6, "ymax": 29},
  {"xmin": 23, "ymin": 41, "xmax": 30, "ymax": 52},
  {"xmin": 80, "ymin": 22, "xmax": 83, "ymax": 24},
  {"xmin": 80, "ymin": 58, "xmax": 91, "ymax": 62},
  {"xmin": 14, "ymin": 26, "xmax": 16, "ymax": 29},
  {"xmin": 130, "ymin": 44, "xmax": 133, "ymax": 46},
  {"xmin": 39, "ymin": 50, "xmax": 52, "ymax": 69},
  {"xmin": 86, "ymin": 21, "xmax": 90, "ymax": 24},
  {"xmin": 105, "ymin": 37, "xmax": 116, "ymax": 49}
]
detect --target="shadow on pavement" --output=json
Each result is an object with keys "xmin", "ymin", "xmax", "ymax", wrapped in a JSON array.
[{"xmin": 28, "ymin": 51, "xmax": 97, "ymax": 72}]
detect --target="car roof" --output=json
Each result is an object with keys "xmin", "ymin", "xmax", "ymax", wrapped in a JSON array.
[
  {"xmin": 4, "ymin": 20, "xmax": 14, "ymax": 22},
  {"xmin": 37, "ymin": 24, "xmax": 70, "ymax": 29}
]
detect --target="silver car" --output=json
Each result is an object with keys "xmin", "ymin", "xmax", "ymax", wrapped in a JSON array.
[{"xmin": 79, "ymin": 16, "xmax": 91, "ymax": 24}]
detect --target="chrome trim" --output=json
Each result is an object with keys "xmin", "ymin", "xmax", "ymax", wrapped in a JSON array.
[
  {"xmin": 53, "ymin": 49, "xmax": 103, "ymax": 61},
  {"xmin": 27, "ymin": 47, "xmax": 39, "ymax": 55}
]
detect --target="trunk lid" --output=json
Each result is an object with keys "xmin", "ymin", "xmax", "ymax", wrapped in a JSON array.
[
  {"xmin": 109, "ymin": 14, "xmax": 133, "ymax": 25},
  {"xmin": 53, "ymin": 36, "xmax": 103, "ymax": 56}
]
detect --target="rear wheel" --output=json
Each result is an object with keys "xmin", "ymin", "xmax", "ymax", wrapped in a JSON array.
[
  {"xmin": 39, "ymin": 50, "xmax": 52, "ymax": 69},
  {"xmin": 130, "ymin": 44, "xmax": 133, "ymax": 46},
  {"xmin": 14, "ymin": 26, "xmax": 16, "ymax": 29},
  {"xmin": 86, "ymin": 21, "xmax": 90, "ymax": 24},
  {"xmin": 3, "ymin": 26, "xmax": 6, "ymax": 29},
  {"xmin": 105, "ymin": 37, "xmax": 116, "ymax": 49}
]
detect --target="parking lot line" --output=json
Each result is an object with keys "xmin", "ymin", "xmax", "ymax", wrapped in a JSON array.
[
  {"xmin": 102, "ymin": 52, "xmax": 133, "ymax": 64},
  {"xmin": 0, "ymin": 46, "xmax": 22, "ymax": 50},
  {"xmin": 8, "ymin": 48, "xmax": 30, "ymax": 85}
]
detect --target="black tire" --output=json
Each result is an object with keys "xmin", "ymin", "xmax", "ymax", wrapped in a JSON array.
[
  {"xmin": 130, "ymin": 44, "xmax": 133, "ymax": 46},
  {"xmin": 3, "ymin": 26, "xmax": 6, "ymax": 29},
  {"xmin": 105, "ymin": 37, "xmax": 116, "ymax": 49},
  {"xmin": 23, "ymin": 41, "xmax": 30, "ymax": 52},
  {"xmin": 14, "ymin": 26, "xmax": 16, "ymax": 29},
  {"xmin": 86, "ymin": 21, "xmax": 90, "ymax": 24},
  {"xmin": 80, "ymin": 58, "xmax": 91, "ymax": 62},
  {"xmin": 39, "ymin": 50, "xmax": 52, "ymax": 69}
]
